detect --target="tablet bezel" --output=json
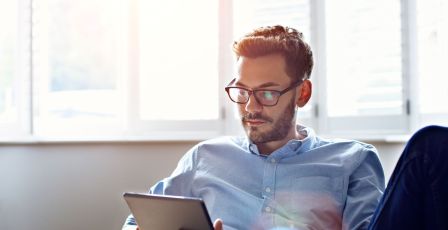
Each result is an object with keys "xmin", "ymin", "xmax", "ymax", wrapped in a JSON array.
[{"xmin": 123, "ymin": 192, "xmax": 214, "ymax": 230}]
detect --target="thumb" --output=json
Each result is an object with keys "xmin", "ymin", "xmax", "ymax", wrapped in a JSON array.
[{"xmin": 213, "ymin": 218, "xmax": 223, "ymax": 230}]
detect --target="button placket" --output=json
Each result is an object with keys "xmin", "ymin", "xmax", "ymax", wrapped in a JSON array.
[
  {"xmin": 265, "ymin": 187, "xmax": 271, "ymax": 193},
  {"xmin": 265, "ymin": 206, "xmax": 272, "ymax": 212},
  {"xmin": 261, "ymin": 156, "xmax": 277, "ymax": 214}
]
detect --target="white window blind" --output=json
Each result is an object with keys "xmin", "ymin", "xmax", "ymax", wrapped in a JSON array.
[
  {"xmin": 416, "ymin": 0, "xmax": 448, "ymax": 127},
  {"xmin": 232, "ymin": 0, "xmax": 314, "ymax": 130},
  {"xmin": 323, "ymin": 0, "xmax": 407, "ymax": 135}
]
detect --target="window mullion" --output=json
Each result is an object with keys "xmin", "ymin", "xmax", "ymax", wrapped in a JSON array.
[
  {"xmin": 19, "ymin": 0, "xmax": 33, "ymax": 139},
  {"xmin": 401, "ymin": 0, "xmax": 418, "ymax": 133}
]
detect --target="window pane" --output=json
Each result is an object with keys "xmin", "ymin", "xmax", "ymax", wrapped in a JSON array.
[
  {"xmin": 326, "ymin": 0, "xmax": 403, "ymax": 117},
  {"xmin": 138, "ymin": 0, "xmax": 219, "ymax": 120},
  {"xmin": 233, "ymin": 0, "xmax": 314, "ymax": 120},
  {"xmin": 33, "ymin": 0, "xmax": 126, "ymax": 134},
  {"xmin": 0, "ymin": 0, "xmax": 18, "ymax": 124},
  {"xmin": 417, "ymin": 0, "xmax": 448, "ymax": 114}
]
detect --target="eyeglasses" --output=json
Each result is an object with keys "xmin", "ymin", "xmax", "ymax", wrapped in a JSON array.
[{"xmin": 225, "ymin": 78, "xmax": 303, "ymax": 106}]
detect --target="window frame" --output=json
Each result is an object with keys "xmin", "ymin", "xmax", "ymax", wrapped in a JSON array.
[
  {"xmin": 0, "ymin": 0, "xmax": 32, "ymax": 142},
  {"xmin": 2, "ymin": 0, "xmax": 448, "ymax": 143}
]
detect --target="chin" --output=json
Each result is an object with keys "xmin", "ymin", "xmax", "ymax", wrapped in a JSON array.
[
  {"xmin": 245, "ymin": 126, "xmax": 262, "ymax": 135},
  {"xmin": 247, "ymin": 130, "xmax": 269, "ymax": 144}
]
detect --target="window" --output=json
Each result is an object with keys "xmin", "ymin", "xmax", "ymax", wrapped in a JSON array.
[
  {"xmin": 232, "ymin": 0, "xmax": 448, "ymax": 138},
  {"xmin": 416, "ymin": 0, "xmax": 448, "ymax": 126},
  {"xmin": 138, "ymin": 0, "xmax": 219, "ymax": 121},
  {"xmin": 233, "ymin": 0, "xmax": 315, "ymax": 130},
  {"xmin": 28, "ymin": 0, "xmax": 223, "ymax": 140},
  {"xmin": 0, "ymin": 0, "xmax": 18, "ymax": 125},
  {"xmin": 2, "ymin": 0, "xmax": 448, "ymax": 142},
  {"xmin": 0, "ymin": 0, "xmax": 30, "ymax": 140},
  {"xmin": 322, "ymin": 0, "xmax": 407, "ymax": 135},
  {"xmin": 32, "ymin": 0, "xmax": 127, "ymax": 137},
  {"xmin": 131, "ymin": 0, "xmax": 222, "ymax": 138}
]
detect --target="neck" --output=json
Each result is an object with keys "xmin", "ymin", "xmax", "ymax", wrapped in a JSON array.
[{"xmin": 256, "ymin": 128, "xmax": 301, "ymax": 155}]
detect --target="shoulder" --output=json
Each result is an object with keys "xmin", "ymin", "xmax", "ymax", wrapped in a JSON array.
[
  {"xmin": 313, "ymin": 136, "xmax": 380, "ymax": 165},
  {"xmin": 300, "ymin": 125, "xmax": 377, "ymax": 157},
  {"xmin": 318, "ymin": 136, "xmax": 377, "ymax": 154},
  {"xmin": 314, "ymin": 137, "xmax": 384, "ymax": 185},
  {"xmin": 190, "ymin": 136, "xmax": 248, "ymax": 155},
  {"xmin": 196, "ymin": 136, "xmax": 246, "ymax": 148}
]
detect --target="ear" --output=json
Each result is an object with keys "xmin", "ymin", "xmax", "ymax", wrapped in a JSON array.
[{"xmin": 296, "ymin": 79, "xmax": 312, "ymax": 107}]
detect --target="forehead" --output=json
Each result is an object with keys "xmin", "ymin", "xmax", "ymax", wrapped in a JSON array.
[{"xmin": 236, "ymin": 54, "xmax": 291, "ymax": 87}]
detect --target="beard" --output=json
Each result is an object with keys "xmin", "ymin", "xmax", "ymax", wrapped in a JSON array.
[{"xmin": 242, "ymin": 98, "xmax": 297, "ymax": 144}]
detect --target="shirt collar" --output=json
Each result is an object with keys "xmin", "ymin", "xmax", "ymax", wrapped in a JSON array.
[{"xmin": 245, "ymin": 124, "xmax": 318, "ymax": 157}]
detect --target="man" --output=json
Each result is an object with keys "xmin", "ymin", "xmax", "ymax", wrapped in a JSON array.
[{"xmin": 123, "ymin": 25, "xmax": 385, "ymax": 230}]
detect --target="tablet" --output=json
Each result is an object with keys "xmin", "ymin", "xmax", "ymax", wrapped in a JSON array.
[{"xmin": 123, "ymin": 192, "xmax": 214, "ymax": 230}]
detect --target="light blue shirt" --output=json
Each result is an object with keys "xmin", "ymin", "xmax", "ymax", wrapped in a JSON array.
[{"xmin": 124, "ymin": 126, "xmax": 385, "ymax": 230}]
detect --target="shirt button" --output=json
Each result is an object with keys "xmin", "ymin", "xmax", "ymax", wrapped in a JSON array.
[
  {"xmin": 265, "ymin": 187, "xmax": 271, "ymax": 193},
  {"xmin": 270, "ymin": 158, "xmax": 276, "ymax": 163},
  {"xmin": 265, "ymin": 206, "xmax": 272, "ymax": 212}
]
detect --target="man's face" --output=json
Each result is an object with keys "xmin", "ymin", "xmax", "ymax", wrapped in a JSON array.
[{"xmin": 235, "ymin": 54, "xmax": 298, "ymax": 144}]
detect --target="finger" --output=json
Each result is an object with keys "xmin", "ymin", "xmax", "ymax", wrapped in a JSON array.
[{"xmin": 213, "ymin": 218, "xmax": 223, "ymax": 230}]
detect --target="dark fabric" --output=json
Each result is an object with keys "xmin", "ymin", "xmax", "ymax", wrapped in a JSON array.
[{"xmin": 369, "ymin": 125, "xmax": 448, "ymax": 230}]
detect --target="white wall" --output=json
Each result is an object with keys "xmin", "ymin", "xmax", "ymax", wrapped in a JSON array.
[
  {"xmin": 0, "ymin": 141, "xmax": 405, "ymax": 230},
  {"xmin": 370, "ymin": 141, "xmax": 405, "ymax": 184},
  {"xmin": 0, "ymin": 142, "xmax": 189, "ymax": 230}
]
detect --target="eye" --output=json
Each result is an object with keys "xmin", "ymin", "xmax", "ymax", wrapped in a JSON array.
[
  {"xmin": 239, "ymin": 90, "xmax": 249, "ymax": 96},
  {"xmin": 261, "ymin": 91, "xmax": 275, "ymax": 100}
]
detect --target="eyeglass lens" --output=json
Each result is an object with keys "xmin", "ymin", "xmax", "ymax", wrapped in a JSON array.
[{"xmin": 228, "ymin": 88, "xmax": 280, "ymax": 106}]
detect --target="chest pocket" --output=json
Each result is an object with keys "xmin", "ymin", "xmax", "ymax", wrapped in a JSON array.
[
  {"xmin": 288, "ymin": 176, "xmax": 343, "ymax": 204},
  {"xmin": 292, "ymin": 176, "xmax": 341, "ymax": 193}
]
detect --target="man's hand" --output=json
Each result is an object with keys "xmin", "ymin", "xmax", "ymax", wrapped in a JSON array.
[{"xmin": 214, "ymin": 219, "xmax": 223, "ymax": 230}]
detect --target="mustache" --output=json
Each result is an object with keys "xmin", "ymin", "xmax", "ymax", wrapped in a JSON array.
[{"xmin": 242, "ymin": 113, "xmax": 273, "ymax": 123}]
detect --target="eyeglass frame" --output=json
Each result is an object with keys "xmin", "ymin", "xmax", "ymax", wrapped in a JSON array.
[{"xmin": 224, "ymin": 78, "xmax": 303, "ymax": 106}]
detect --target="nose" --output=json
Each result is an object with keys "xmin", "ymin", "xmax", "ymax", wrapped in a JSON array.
[{"xmin": 245, "ymin": 94, "xmax": 263, "ymax": 113}]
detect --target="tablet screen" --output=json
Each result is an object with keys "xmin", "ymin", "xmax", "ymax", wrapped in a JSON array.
[{"xmin": 123, "ymin": 192, "xmax": 214, "ymax": 230}]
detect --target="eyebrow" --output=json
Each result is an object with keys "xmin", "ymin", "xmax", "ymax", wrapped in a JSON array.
[{"xmin": 235, "ymin": 81, "xmax": 281, "ymax": 89}]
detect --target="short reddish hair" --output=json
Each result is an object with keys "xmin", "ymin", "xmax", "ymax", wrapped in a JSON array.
[{"xmin": 233, "ymin": 25, "xmax": 313, "ymax": 82}]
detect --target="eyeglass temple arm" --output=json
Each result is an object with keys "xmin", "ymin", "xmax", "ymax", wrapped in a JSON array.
[{"xmin": 226, "ymin": 78, "xmax": 237, "ymax": 87}]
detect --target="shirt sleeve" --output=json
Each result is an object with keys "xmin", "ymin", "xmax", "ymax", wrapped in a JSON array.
[
  {"xmin": 343, "ymin": 145, "xmax": 385, "ymax": 230},
  {"xmin": 121, "ymin": 145, "xmax": 198, "ymax": 229}
]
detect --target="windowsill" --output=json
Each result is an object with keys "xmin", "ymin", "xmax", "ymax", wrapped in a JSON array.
[
  {"xmin": 0, "ymin": 132, "xmax": 412, "ymax": 144},
  {"xmin": 320, "ymin": 133, "xmax": 411, "ymax": 143},
  {"xmin": 0, "ymin": 132, "xmax": 219, "ymax": 144}
]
